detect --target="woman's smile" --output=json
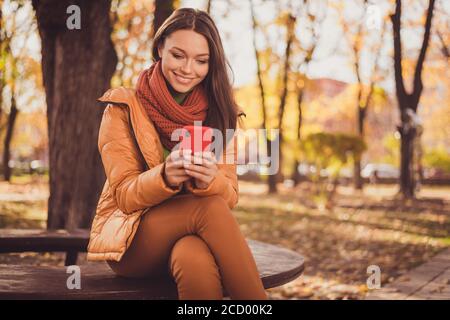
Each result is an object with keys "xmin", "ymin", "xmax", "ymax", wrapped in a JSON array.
[{"xmin": 173, "ymin": 72, "xmax": 195, "ymax": 84}]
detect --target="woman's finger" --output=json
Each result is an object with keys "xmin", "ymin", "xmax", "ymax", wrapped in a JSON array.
[
  {"xmin": 169, "ymin": 168, "xmax": 190, "ymax": 176},
  {"xmin": 184, "ymin": 168, "xmax": 210, "ymax": 183},
  {"xmin": 183, "ymin": 163, "xmax": 212, "ymax": 175},
  {"xmin": 201, "ymin": 151, "xmax": 218, "ymax": 164},
  {"xmin": 192, "ymin": 151, "xmax": 217, "ymax": 164},
  {"xmin": 169, "ymin": 149, "xmax": 190, "ymax": 162},
  {"xmin": 167, "ymin": 159, "xmax": 185, "ymax": 169},
  {"xmin": 190, "ymin": 155, "xmax": 216, "ymax": 167}
]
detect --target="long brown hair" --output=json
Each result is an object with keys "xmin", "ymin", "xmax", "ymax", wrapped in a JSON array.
[{"xmin": 151, "ymin": 8, "xmax": 244, "ymax": 147}]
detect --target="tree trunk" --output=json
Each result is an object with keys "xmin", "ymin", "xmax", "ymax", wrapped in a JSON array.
[
  {"xmin": 399, "ymin": 127, "xmax": 415, "ymax": 197},
  {"xmin": 0, "ymin": 5, "xmax": 5, "ymax": 135},
  {"xmin": 153, "ymin": 0, "xmax": 175, "ymax": 37},
  {"xmin": 291, "ymin": 82, "xmax": 304, "ymax": 186},
  {"xmin": 349, "ymin": 12, "xmax": 364, "ymax": 191},
  {"xmin": 32, "ymin": 0, "xmax": 117, "ymax": 230},
  {"xmin": 2, "ymin": 94, "xmax": 18, "ymax": 181},
  {"xmin": 268, "ymin": 13, "xmax": 295, "ymax": 194},
  {"xmin": 353, "ymin": 103, "xmax": 365, "ymax": 189},
  {"xmin": 267, "ymin": 137, "xmax": 277, "ymax": 193},
  {"xmin": 291, "ymin": 80, "xmax": 309, "ymax": 187},
  {"xmin": 250, "ymin": 0, "xmax": 272, "ymax": 192}
]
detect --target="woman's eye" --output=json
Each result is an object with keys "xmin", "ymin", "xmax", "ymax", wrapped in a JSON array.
[{"xmin": 172, "ymin": 53, "xmax": 207, "ymax": 64}]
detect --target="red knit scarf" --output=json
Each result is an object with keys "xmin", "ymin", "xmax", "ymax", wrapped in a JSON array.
[{"xmin": 136, "ymin": 60, "xmax": 209, "ymax": 150}]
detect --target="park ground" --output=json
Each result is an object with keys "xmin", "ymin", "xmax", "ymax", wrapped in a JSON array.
[{"xmin": 0, "ymin": 175, "xmax": 449, "ymax": 300}]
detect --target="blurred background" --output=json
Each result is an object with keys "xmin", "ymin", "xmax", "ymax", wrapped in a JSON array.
[{"xmin": 0, "ymin": 0, "xmax": 448, "ymax": 299}]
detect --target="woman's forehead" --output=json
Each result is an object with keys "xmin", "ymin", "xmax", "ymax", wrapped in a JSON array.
[{"xmin": 165, "ymin": 30, "xmax": 209, "ymax": 55}]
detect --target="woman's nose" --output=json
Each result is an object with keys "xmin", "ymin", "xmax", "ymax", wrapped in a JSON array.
[{"xmin": 180, "ymin": 60, "xmax": 193, "ymax": 74}]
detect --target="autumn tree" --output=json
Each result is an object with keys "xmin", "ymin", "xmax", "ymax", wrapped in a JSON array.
[
  {"xmin": 110, "ymin": 0, "xmax": 176, "ymax": 87},
  {"xmin": 0, "ymin": 0, "xmax": 37, "ymax": 181},
  {"xmin": 433, "ymin": 0, "xmax": 449, "ymax": 59},
  {"xmin": 249, "ymin": 0, "xmax": 273, "ymax": 192},
  {"xmin": 272, "ymin": 5, "xmax": 297, "ymax": 193},
  {"xmin": 338, "ymin": 0, "xmax": 387, "ymax": 189},
  {"xmin": 32, "ymin": 0, "xmax": 117, "ymax": 230},
  {"xmin": 111, "ymin": 0, "xmax": 157, "ymax": 87},
  {"xmin": 391, "ymin": 0, "xmax": 436, "ymax": 198},
  {"xmin": 153, "ymin": 0, "xmax": 176, "ymax": 36},
  {"xmin": 290, "ymin": 0, "xmax": 329, "ymax": 186},
  {"xmin": 249, "ymin": 0, "xmax": 302, "ymax": 193}
]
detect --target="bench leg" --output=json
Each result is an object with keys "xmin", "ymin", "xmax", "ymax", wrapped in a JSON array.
[{"xmin": 65, "ymin": 251, "xmax": 78, "ymax": 266}]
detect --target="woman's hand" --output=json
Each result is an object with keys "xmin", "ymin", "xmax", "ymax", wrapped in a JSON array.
[
  {"xmin": 163, "ymin": 149, "xmax": 192, "ymax": 188},
  {"xmin": 183, "ymin": 151, "xmax": 218, "ymax": 189}
]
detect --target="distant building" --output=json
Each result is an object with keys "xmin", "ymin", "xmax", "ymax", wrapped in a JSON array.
[{"xmin": 304, "ymin": 78, "xmax": 348, "ymax": 100}]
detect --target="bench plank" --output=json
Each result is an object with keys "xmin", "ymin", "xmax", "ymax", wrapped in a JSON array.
[
  {"xmin": 0, "ymin": 229, "xmax": 89, "ymax": 252},
  {"xmin": 0, "ymin": 263, "xmax": 178, "ymax": 299},
  {"xmin": 0, "ymin": 229, "xmax": 89, "ymax": 266}
]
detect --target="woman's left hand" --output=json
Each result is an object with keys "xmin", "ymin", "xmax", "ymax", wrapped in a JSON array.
[{"xmin": 183, "ymin": 151, "xmax": 218, "ymax": 189}]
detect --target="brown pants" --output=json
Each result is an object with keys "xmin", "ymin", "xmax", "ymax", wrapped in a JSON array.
[{"xmin": 107, "ymin": 194, "xmax": 268, "ymax": 300}]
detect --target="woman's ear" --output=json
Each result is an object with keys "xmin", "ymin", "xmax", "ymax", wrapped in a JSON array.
[{"xmin": 157, "ymin": 43, "xmax": 163, "ymax": 58}]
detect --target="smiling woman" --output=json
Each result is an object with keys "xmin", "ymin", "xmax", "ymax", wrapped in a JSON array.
[{"xmin": 87, "ymin": 8, "xmax": 266, "ymax": 300}]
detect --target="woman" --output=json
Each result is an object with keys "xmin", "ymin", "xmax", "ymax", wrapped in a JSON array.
[{"xmin": 87, "ymin": 8, "xmax": 267, "ymax": 300}]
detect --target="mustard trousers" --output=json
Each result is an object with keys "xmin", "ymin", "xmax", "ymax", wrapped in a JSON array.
[{"xmin": 107, "ymin": 194, "xmax": 268, "ymax": 300}]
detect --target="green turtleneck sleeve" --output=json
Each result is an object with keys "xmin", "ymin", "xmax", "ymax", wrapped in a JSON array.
[{"xmin": 162, "ymin": 146, "xmax": 170, "ymax": 160}]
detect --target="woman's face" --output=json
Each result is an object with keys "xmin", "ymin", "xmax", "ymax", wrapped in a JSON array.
[{"xmin": 158, "ymin": 29, "xmax": 210, "ymax": 93}]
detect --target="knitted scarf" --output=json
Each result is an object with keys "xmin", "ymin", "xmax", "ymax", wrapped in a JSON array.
[{"xmin": 136, "ymin": 60, "xmax": 209, "ymax": 150}]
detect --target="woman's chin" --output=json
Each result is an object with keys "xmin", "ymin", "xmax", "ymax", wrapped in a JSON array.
[{"xmin": 172, "ymin": 83, "xmax": 194, "ymax": 93}]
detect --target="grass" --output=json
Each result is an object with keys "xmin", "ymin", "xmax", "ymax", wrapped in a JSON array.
[{"xmin": 236, "ymin": 181, "xmax": 450, "ymax": 299}]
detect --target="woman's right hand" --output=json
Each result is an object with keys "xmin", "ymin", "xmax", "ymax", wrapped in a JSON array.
[{"xmin": 163, "ymin": 149, "xmax": 192, "ymax": 188}]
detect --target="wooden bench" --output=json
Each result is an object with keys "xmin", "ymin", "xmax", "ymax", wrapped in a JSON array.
[
  {"xmin": 0, "ymin": 229, "xmax": 89, "ymax": 266},
  {"xmin": 0, "ymin": 228, "xmax": 304, "ymax": 299}
]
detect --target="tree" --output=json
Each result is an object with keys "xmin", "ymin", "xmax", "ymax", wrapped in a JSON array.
[
  {"xmin": 2, "ymin": 86, "xmax": 17, "ymax": 181},
  {"xmin": 272, "ymin": 9, "xmax": 296, "ymax": 194},
  {"xmin": 249, "ymin": 0, "xmax": 273, "ymax": 192},
  {"xmin": 290, "ymin": 0, "xmax": 329, "ymax": 186},
  {"xmin": 391, "ymin": 0, "xmax": 436, "ymax": 198},
  {"xmin": 249, "ymin": 0, "xmax": 300, "ymax": 194},
  {"xmin": 0, "ymin": 0, "xmax": 37, "ymax": 181},
  {"xmin": 32, "ymin": 0, "xmax": 117, "ymax": 230},
  {"xmin": 110, "ymin": 0, "xmax": 176, "ymax": 87},
  {"xmin": 301, "ymin": 132, "xmax": 366, "ymax": 209},
  {"xmin": 110, "ymin": 0, "xmax": 159, "ymax": 87},
  {"xmin": 339, "ymin": 0, "xmax": 387, "ymax": 190},
  {"xmin": 153, "ymin": 0, "xmax": 176, "ymax": 37}
]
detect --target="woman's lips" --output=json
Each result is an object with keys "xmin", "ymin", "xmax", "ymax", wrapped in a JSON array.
[{"xmin": 174, "ymin": 72, "xmax": 194, "ymax": 84}]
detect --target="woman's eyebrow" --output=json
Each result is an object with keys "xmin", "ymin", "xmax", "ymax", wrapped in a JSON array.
[{"xmin": 171, "ymin": 46, "xmax": 209, "ymax": 57}]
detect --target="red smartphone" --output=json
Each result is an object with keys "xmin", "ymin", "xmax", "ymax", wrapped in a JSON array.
[{"xmin": 180, "ymin": 125, "xmax": 213, "ymax": 154}]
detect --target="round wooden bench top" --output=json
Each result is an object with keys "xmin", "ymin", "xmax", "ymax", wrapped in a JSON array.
[{"xmin": 0, "ymin": 237, "xmax": 304, "ymax": 299}]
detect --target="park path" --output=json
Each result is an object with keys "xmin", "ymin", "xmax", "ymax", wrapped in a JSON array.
[{"xmin": 365, "ymin": 248, "xmax": 450, "ymax": 300}]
